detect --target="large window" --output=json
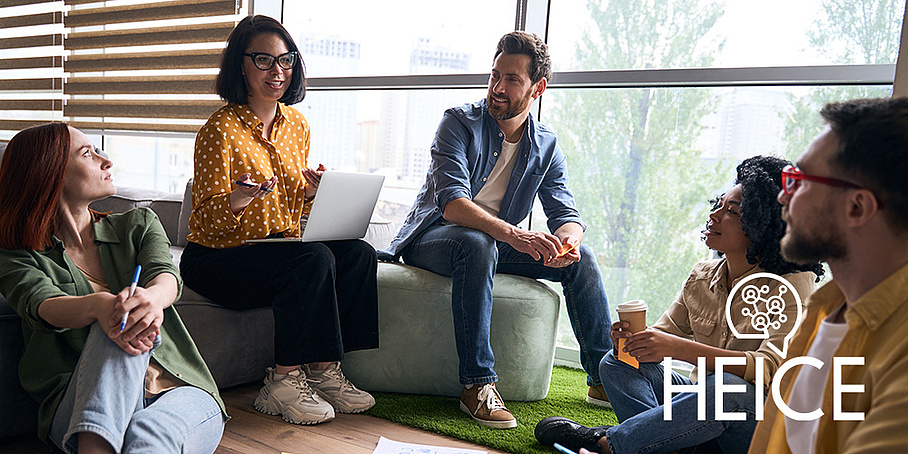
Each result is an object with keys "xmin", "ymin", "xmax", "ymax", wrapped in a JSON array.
[
  {"xmin": 6, "ymin": 0, "xmax": 902, "ymax": 361},
  {"xmin": 540, "ymin": 84, "xmax": 891, "ymax": 351},
  {"xmin": 547, "ymin": 0, "xmax": 904, "ymax": 71},
  {"xmin": 282, "ymin": 0, "xmax": 515, "ymax": 77},
  {"xmin": 292, "ymin": 88, "xmax": 486, "ymax": 222}
]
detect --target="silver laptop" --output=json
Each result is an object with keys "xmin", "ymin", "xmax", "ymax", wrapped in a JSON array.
[{"xmin": 246, "ymin": 171, "xmax": 385, "ymax": 243}]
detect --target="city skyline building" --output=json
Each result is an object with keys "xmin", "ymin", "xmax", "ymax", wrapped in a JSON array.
[{"xmin": 294, "ymin": 35, "xmax": 361, "ymax": 172}]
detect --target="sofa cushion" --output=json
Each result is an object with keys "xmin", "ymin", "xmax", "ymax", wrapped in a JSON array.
[
  {"xmin": 0, "ymin": 295, "xmax": 38, "ymax": 439},
  {"xmin": 342, "ymin": 262, "xmax": 561, "ymax": 401},
  {"xmin": 177, "ymin": 179, "xmax": 193, "ymax": 248}
]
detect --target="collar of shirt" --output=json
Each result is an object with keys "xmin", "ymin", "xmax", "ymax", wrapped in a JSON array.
[
  {"xmin": 47, "ymin": 216, "xmax": 121, "ymax": 250},
  {"xmin": 813, "ymin": 262, "xmax": 908, "ymax": 331},
  {"xmin": 481, "ymin": 98, "xmax": 539, "ymax": 151},
  {"xmin": 706, "ymin": 256, "xmax": 765, "ymax": 293},
  {"xmin": 229, "ymin": 103, "xmax": 290, "ymax": 140}
]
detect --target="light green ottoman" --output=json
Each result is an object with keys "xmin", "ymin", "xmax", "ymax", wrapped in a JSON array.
[{"xmin": 342, "ymin": 262, "xmax": 561, "ymax": 401}]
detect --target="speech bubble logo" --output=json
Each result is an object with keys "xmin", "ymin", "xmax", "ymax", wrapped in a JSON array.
[{"xmin": 725, "ymin": 272, "xmax": 803, "ymax": 359}]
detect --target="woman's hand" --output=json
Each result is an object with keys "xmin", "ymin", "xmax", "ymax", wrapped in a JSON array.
[
  {"xmin": 229, "ymin": 173, "xmax": 278, "ymax": 214},
  {"xmin": 302, "ymin": 163, "xmax": 326, "ymax": 199},
  {"xmin": 108, "ymin": 285, "xmax": 165, "ymax": 343},
  {"xmin": 110, "ymin": 329, "xmax": 158, "ymax": 356},
  {"xmin": 623, "ymin": 329, "xmax": 687, "ymax": 364},
  {"xmin": 79, "ymin": 292, "xmax": 156, "ymax": 355}
]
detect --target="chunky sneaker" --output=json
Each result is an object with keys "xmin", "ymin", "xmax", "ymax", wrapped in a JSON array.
[
  {"xmin": 304, "ymin": 362, "xmax": 375, "ymax": 413},
  {"xmin": 459, "ymin": 383, "xmax": 517, "ymax": 429},
  {"xmin": 535, "ymin": 416, "xmax": 611, "ymax": 453},
  {"xmin": 254, "ymin": 367, "xmax": 335, "ymax": 425},
  {"xmin": 586, "ymin": 384, "xmax": 612, "ymax": 409}
]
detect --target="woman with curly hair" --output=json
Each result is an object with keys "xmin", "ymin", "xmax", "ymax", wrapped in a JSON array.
[{"xmin": 535, "ymin": 155, "xmax": 824, "ymax": 454}]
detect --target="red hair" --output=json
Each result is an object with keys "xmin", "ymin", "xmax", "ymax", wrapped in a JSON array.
[{"xmin": 0, "ymin": 123, "xmax": 71, "ymax": 250}]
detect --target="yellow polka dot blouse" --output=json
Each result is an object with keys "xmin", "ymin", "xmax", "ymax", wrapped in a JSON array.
[{"xmin": 187, "ymin": 103, "xmax": 313, "ymax": 249}]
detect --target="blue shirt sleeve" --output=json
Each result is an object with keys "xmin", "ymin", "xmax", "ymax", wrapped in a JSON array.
[
  {"xmin": 538, "ymin": 143, "xmax": 586, "ymax": 233},
  {"xmin": 430, "ymin": 110, "xmax": 474, "ymax": 212}
]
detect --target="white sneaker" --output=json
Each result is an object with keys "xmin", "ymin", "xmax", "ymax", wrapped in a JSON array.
[
  {"xmin": 254, "ymin": 367, "xmax": 335, "ymax": 425},
  {"xmin": 304, "ymin": 362, "xmax": 376, "ymax": 413}
]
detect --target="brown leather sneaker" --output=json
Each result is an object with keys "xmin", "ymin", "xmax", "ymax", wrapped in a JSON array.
[
  {"xmin": 587, "ymin": 384, "xmax": 613, "ymax": 409},
  {"xmin": 459, "ymin": 383, "xmax": 517, "ymax": 429}
]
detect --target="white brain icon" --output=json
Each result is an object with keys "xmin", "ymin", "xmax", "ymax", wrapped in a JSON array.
[
  {"xmin": 726, "ymin": 272, "xmax": 803, "ymax": 359},
  {"xmin": 739, "ymin": 283, "xmax": 789, "ymax": 334}
]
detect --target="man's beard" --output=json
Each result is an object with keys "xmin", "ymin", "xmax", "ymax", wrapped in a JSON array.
[
  {"xmin": 781, "ymin": 214, "xmax": 847, "ymax": 264},
  {"xmin": 487, "ymin": 87, "xmax": 533, "ymax": 121}
]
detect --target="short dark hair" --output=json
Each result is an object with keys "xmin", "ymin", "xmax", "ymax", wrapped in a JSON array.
[
  {"xmin": 216, "ymin": 15, "xmax": 306, "ymax": 105},
  {"xmin": 493, "ymin": 31, "xmax": 552, "ymax": 84},
  {"xmin": 821, "ymin": 97, "xmax": 908, "ymax": 232}
]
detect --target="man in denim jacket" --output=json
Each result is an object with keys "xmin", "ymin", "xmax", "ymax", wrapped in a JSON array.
[{"xmin": 380, "ymin": 31, "xmax": 612, "ymax": 429}]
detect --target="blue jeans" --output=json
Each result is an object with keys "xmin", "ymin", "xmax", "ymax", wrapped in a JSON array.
[
  {"xmin": 49, "ymin": 322, "xmax": 224, "ymax": 454},
  {"xmin": 599, "ymin": 352, "xmax": 759, "ymax": 454},
  {"xmin": 402, "ymin": 224, "xmax": 612, "ymax": 386}
]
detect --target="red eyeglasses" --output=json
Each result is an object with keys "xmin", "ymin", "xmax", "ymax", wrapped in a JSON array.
[{"xmin": 781, "ymin": 165, "xmax": 860, "ymax": 195}]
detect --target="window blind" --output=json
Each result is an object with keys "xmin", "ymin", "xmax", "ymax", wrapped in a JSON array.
[
  {"xmin": 63, "ymin": 0, "xmax": 241, "ymax": 133},
  {"xmin": 0, "ymin": 0, "xmax": 64, "ymax": 139}
]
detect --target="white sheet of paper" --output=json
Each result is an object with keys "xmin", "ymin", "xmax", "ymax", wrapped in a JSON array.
[{"xmin": 371, "ymin": 436, "xmax": 487, "ymax": 454}]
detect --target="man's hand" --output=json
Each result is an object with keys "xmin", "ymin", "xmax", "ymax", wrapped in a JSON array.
[
  {"xmin": 507, "ymin": 228, "xmax": 562, "ymax": 261},
  {"xmin": 542, "ymin": 223, "xmax": 583, "ymax": 268}
]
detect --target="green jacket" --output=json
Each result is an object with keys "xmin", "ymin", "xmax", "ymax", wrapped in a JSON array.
[{"xmin": 0, "ymin": 207, "xmax": 226, "ymax": 442}]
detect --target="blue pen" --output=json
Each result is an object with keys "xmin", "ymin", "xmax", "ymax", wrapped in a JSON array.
[
  {"xmin": 120, "ymin": 265, "xmax": 142, "ymax": 332},
  {"xmin": 553, "ymin": 443, "xmax": 579, "ymax": 454}
]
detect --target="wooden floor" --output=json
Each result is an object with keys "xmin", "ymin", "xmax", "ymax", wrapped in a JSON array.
[{"xmin": 1, "ymin": 383, "xmax": 508, "ymax": 454}]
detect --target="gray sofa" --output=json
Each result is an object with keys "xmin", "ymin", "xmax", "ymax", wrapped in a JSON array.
[{"xmin": 0, "ymin": 182, "xmax": 562, "ymax": 440}]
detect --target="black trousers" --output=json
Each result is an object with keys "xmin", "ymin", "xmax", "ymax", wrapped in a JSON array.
[{"xmin": 180, "ymin": 239, "xmax": 379, "ymax": 366}]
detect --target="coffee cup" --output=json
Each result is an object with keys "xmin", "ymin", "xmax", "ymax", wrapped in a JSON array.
[{"xmin": 616, "ymin": 299, "xmax": 647, "ymax": 333}]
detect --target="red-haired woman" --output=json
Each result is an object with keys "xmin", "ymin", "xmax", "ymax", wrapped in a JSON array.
[{"xmin": 0, "ymin": 123, "xmax": 226, "ymax": 453}]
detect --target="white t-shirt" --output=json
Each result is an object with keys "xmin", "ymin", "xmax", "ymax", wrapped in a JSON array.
[
  {"xmin": 473, "ymin": 137, "xmax": 521, "ymax": 217},
  {"xmin": 785, "ymin": 306, "xmax": 849, "ymax": 454}
]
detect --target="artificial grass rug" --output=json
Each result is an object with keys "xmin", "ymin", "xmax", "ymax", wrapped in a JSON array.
[{"xmin": 365, "ymin": 366, "xmax": 619, "ymax": 454}]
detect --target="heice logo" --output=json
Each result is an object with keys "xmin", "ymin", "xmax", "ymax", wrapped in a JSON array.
[
  {"xmin": 662, "ymin": 272, "xmax": 865, "ymax": 422},
  {"xmin": 726, "ymin": 272, "xmax": 803, "ymax": 360}
]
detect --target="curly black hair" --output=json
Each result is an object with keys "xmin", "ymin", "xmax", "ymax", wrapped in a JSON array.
[{"xmin": 712, "ymin": 155, "xmax": 825, "ymax": 281}]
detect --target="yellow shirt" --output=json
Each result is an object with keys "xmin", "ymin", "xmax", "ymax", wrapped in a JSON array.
[
  {"xmin": 188, "ymin": 103, "xmax": 313, "ymax": 248},
  {"xmin": 748, "ymin": 262, "xmax": 908, "ymax": 454}
]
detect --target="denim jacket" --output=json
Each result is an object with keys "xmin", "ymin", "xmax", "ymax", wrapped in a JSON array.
[{"xmin": 381, "ymin": 99, "xmax": 584, "ymax": 259}]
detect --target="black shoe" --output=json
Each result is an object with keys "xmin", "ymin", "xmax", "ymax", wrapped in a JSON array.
[{"xmin": 534, "ymin": 416, "xmax": 610, "ymax": 453}]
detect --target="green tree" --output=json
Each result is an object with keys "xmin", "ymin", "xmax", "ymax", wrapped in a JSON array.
[
  {"xmin": 782, "ymin": 0, "xmax": 905, "ymax": 160},
  {"xmin": 546, "ymin": 0, "xmax": 730, "ymax": 324}
]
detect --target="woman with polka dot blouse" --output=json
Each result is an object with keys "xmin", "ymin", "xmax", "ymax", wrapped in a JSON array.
[{"xmin": 179, "ymin": 15, "xmax": 379, "ymax": 426}]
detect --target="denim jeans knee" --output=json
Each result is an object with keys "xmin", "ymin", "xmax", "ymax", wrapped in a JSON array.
[{"xmin": 403, "ymin": 225, "xmax": 500, "ymax": 384}]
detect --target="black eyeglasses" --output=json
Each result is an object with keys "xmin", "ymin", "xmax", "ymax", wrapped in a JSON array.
[
  {"xmin": 781, "ymin": 164, "xmax": 860, "ymax": 195},
  {"xmin": 243, "ymin": 51, "xmax": 299, "ymax": 71}
]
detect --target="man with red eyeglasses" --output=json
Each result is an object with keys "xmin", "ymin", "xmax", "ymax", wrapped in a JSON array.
[{"xmin": 748, "ymin": 97, "xmax": 908, "ymax": 453}]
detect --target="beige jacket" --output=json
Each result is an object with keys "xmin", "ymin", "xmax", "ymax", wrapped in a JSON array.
[{"xmin": 652, "ymin": 258, "xmax": 818, "ymax": 384}]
